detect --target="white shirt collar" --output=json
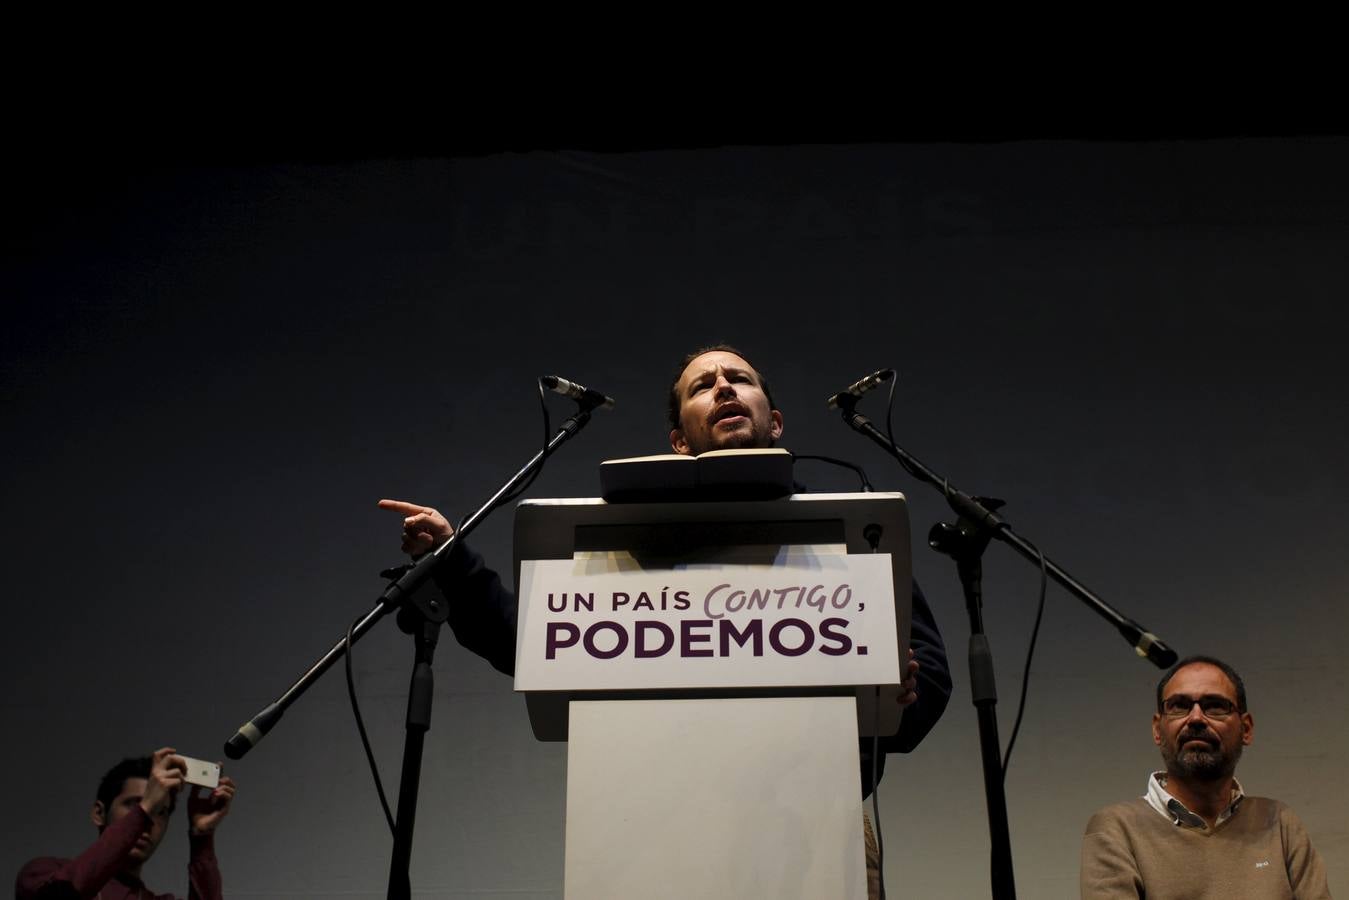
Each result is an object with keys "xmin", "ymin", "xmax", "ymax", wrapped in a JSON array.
[{"xmin": 1144, "ymin": 771, "xmax": 1245, "ymax": 829}]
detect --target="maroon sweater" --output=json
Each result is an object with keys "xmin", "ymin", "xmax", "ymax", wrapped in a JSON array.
[{"xmin": 15, "ymin": 806, "xmax": 220, "ymax": 900}]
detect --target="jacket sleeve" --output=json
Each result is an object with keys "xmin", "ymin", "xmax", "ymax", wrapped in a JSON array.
[
  {"xmin": 15, "ymin": 807, "xmax": 148, "ymax": 899},
  {"xmin": 884, "ymin": 578, "xmax": 952, "ymax": 753},
  {"xmin": 431, "ymin": 540, "xmax": 519, "ymax": 676},
  {"xmin": 186, "ymin": 831, "xmax": 222, "ymax": 900},
  {"xmin": 858, "ymin": 579, "xmax": 952, "ymax": 797}
]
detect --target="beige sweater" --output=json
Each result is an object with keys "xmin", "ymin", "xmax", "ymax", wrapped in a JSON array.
[{"xmin": 1081, "ymin": 796, "xmax": 1332, "ymax": 899}]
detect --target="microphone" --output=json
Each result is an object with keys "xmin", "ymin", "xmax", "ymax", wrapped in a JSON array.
[
  {"xmin": 541, "ymin": 375, "xmax": 615, "ymax": 410},
  {"xmin": 223, "ymin": 702, "xmax": 283, "ymax": 760},
  {"xmin": 1130, "ymin": 629, "xmax": 1179, "ymax": 669},
  {"xmin": 827, "ymin": 368, "xmax": 894, "ymax": 409}
]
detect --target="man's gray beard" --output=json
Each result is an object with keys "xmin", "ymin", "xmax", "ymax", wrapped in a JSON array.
[{"xmin": 1162, "ymin": 737, "xmax": 1242, "ymax": 782}]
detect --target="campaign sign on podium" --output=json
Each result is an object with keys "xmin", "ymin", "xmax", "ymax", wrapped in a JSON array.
[
  {"xmin": 516, "ymin": 551, "xmax": 899, "ymax": 691},
  {"xmin": 511, "ymin": 493, "xmax": 912, "ymax": 900}
]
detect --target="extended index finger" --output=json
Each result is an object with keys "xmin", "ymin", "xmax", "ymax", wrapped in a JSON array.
[{"xmin": 378, "ymin": 499, "xmax": 427, "ymax": 516}]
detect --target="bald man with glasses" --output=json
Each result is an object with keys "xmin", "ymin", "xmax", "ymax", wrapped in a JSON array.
[{"xmin": 1080, "ymin": 655, "xmax": 1332, "ymax": 899}]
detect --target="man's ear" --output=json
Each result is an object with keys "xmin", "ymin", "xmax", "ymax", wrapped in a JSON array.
[
  {"xmin": 770, "ymin": 410, "xmax": 783, "ymax": 442},
  {"xmin": 1240, "ymin": 711, "xmax": 1254, "ymax": 746},
  {"xmin": 1152, "ymin": 713, "xmax": 1163, "ymax": 747},
  {"xmin": 670, "ymin": 428, "xmax": 691, "ymax": 455},
  {"xmin": 91, "ymin": 800, "xmax": 107, "ymax": 831}
]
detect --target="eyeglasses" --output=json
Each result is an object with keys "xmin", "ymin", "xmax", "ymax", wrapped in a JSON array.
[{"xmin": 1161, "ymin": 694, "xmax": 1238, "ymax": 719}]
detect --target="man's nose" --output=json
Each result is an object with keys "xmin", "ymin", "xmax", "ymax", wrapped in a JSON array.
[
  {"xmin": 1182, "ymin": 703, "xmax": 1210, "ymax": 726},
  {"xmin": 713, "ymin": 375, "xmax": 735, "ymax": 397}
]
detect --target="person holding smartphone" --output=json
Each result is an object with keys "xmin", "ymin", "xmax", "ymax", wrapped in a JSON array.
[{"xmin": 16, "ymin": 746, "xmax": 236, "ymax": 900}]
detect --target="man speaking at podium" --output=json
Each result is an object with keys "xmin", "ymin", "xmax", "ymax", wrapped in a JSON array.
[{"xmin": 380, "ymin": 345, "xmax": 952, "ymax": 898}]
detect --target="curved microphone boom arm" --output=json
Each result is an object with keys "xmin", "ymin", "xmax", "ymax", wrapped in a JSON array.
[{"xmin": 831, "ymin": 393, "xmax": 1177, "ymax": 667}]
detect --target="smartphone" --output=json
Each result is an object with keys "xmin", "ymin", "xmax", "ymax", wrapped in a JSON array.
[{"xmin": 177, "ymin": 755, "xmax": 222, "ymax": 789}]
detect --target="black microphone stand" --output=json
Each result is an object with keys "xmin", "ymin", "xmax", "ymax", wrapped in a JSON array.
[
  {"xmin": 834, "ymin": 396, "xmax": 1177, "ymax": 900},
  {"xmin": 223, "ymin": 401, "xmax": 603, "ymax": 900}
]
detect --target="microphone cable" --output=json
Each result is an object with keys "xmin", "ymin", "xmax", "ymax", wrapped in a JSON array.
[
  {"xmin": 790, "ymin": 453, "xmax": 873, "ymax": 491},
  {"xmin": 1002, "ymin": 542, "xmax": 1047, "ymax": 779},
  {"xmin": 877, "ymin": 371, "xmax": 1048, "ymax": 779}
]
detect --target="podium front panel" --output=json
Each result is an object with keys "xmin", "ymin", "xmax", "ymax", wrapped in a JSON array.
[
  {"xmin": 513, "ymin": 493, "xmax": 914, "ymax": 740},
  {"xmin": 564, "ymin": 696, "xmax": 866, "ymax": 900}
]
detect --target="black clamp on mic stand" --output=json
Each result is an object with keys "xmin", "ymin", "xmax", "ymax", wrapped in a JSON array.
[
  {"xmin": 223, "ymin": 396, "xmax": 607, "ymax": 900},
  {"xmin": 832, "ymin": 393, "xmax": 1177, "ymax": 900}
]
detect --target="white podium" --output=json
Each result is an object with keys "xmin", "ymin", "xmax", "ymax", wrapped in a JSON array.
[{"xmin": 512, "ymin": 493, "xmax": 912, "ymax": 900}]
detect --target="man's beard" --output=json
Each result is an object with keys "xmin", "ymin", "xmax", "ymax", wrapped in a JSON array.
[
  {"xmin": 1161, "ymin": 729, "xmax": 1242, "ymax": 782},
  {"xmin": 714, "ymin": 426, "xmax": 773, "ymax": 451},
  {"xmin": 691, "ymin": 420, "xmax": 774, "ymax": 455}
]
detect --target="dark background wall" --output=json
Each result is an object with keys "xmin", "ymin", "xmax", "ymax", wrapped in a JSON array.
[{"xmin": 4, "ymin": 138, "xmax": 1346, "ymax": 898}]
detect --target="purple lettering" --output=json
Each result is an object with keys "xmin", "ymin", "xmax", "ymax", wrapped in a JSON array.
[
  {"xmin": 546, "ymin": 622, "xmax": 581, "ymax": 659},
  {"xmin": 818, "ymin": 618, "xmax": 852, "ymax": 655},
  {"xmin": 769, "ymin": 618, "xmax": 814, "ymax": 657},
  {"xmin": 583, "ymin": 621, "xmax": 629, "ymax": 659},
  {"xmin": 718, "ymin": 618, "xmax": 764, "ymax": 657},
  {"xmin": 634, "ymin": 620, "xmax": 675, "ymax": 658},
  {"xmin": 702, "ymin": 583, "xmax": 731, "ymax": 619},
  {"xmin": 681, "ymin": 619, "xmax": 714, "ymax": 657}
]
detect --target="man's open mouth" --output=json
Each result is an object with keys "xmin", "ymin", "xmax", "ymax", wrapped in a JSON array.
[{"xmin": 711, "ymin": 403, "xmax": 749, "ymax": 425}]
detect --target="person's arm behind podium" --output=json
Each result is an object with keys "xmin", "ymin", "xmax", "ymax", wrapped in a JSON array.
[
  {"xmin": 378, "ymin": 499, "xmax": 517, "ymax": 676},
  {"xmin": 888, "ymin": 580, "xmax": 951, "ymax": 752},
  {"xmin": 858, "ymin": 580, "xmax": 951, "ymax": 798}
]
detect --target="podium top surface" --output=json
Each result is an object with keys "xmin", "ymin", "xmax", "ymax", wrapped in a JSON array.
[{"xmin": 513, "ymin": 492, "xmax": 911, "ymax": 574}]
